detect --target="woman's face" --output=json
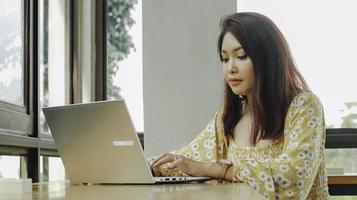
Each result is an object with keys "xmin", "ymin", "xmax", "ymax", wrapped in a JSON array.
[{"xmin": 221, "ymin": 32, "xmax": 254, "ymax": 96}]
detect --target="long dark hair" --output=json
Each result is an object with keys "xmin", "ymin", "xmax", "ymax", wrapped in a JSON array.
[{"xmin": 218, "ymin": 12, "xmax": 309, "ymax": 146}]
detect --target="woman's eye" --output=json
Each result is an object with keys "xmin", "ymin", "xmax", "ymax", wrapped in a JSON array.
[
  {"xmin": 222, "ymin": 58, "xmax": 229, "ymax": 63},
  {"xmin": 237, "ymin": 55, "xmax": 248, "ymax": 59}
]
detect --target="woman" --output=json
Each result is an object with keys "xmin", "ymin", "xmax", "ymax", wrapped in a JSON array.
[{"xmin": 148, "ymin": 12, "xmax": 330, "ymax": 199}]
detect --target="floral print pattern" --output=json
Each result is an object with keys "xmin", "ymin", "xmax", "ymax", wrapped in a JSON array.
[{"xmin": 159, "ymin": 92, "xmax": 330, "ymax": 199}]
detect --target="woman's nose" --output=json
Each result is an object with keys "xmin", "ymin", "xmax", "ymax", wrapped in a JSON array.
[{"xmin": 228, "ymin": 59, "xmax": 238, "ymax": 73}]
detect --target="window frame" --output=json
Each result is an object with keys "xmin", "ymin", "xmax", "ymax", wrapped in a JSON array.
[
  {"xmin": 326, "ymin": 128, "xmax": 357, "ymax": 149},
  {"xmin": 0, "ymin": 0, "xmax": 107, "ymax": 182},
  {"xmin": 0, "ymin": 0, "xmax": 71, "ymax": 182},
  {"xmin": 325, "ymin": 129, "xmax": 357, "ymax": 195},
  {"xmin": 95, "ymin": 0, "xmax": 107, "ymax": 101}
]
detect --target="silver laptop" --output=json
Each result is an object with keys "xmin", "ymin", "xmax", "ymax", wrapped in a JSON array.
[{"xmin": 42, "ymin": 99, "xmax": 211, "ymax": 184}]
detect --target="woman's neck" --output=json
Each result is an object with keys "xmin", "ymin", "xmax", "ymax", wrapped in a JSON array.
[{"xmin": 243, "ymin": 94, "xmax": 253, "ymax": 115}]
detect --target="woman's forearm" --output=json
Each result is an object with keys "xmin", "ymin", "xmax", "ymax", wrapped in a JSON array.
[{"xmin": 204, "ymin": 162, "xmax": 234, "ymax": 181}]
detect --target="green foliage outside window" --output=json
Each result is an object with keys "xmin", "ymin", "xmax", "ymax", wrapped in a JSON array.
[{"xmin": 107, "ymin": 0, "xmax": 137, "ymax": 99}]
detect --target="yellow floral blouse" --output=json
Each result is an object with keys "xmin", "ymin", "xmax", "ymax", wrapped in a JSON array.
[{"xmin": 157, "ymin": 92, "xmax": 330, "ymax": 200}]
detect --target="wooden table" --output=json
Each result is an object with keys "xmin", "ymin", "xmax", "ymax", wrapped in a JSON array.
[
  {"xmin": 0, "ymin": 180, "xmax": 265, "ymax": 200},
  {"xmin": 2, "ymin": 175, "xmax": 355, "ymax": 199}
]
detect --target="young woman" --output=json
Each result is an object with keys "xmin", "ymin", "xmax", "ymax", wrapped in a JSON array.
[{"xmin": 148, "ymin": 12, "xmax": 330, "ymax": 199}]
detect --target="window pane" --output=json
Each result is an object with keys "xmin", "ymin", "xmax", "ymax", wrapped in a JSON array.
[
  {"xmin": 326, "ymin": 149, "xmax": 357, "ymax": 175},
  {"xmin": 39, "ymin": 0, "xmax": 69, "ymax": 135},
  {"xmin": 0, "ymin": 0, "xmax": 24, "ymax": 105},
  {"xmin": 0, "ymin": 156, "xmax": 20, "ymax": 179},
  {"xmin": 107, "ymin": 0, "xmax": 143, "ymax": 132},
  {"xmin": 332, "ymin": 197, "xmax": 357, "ymax": 200},
  {"xmin": 237, "ymin": 0, "xmax": 357, "ymax": 128},
  {"xmin": 40, "ymin": 156, "xmax": 66, "ymax": 181}
]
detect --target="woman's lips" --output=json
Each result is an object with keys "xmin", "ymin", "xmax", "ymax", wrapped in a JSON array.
[{"xmin": 229, "ymin": 78, "xmax": 243, "ymax": 86}]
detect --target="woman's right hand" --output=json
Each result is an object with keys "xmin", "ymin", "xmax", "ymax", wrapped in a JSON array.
[{"xmin": 148, "ymin": 153, "xmax": 176, "ymax": 176}]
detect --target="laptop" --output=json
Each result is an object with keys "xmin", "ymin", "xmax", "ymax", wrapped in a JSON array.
[{"xmin": 42, "ymin": 99, "xmax": 211, "ymax": 184}]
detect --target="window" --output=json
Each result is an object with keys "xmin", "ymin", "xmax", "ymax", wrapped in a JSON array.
[
  {"xmin": 0, "ymin": 0, "xmax": 28, "ymax": 138},
  {"xmin": 326, "ymin": 149, "xmax": 357, "ymax": 175},
  {"xmin": 1, "ymin": 0, "xmax": 122, "ymax": 183},
  {"xmin": 0, "ymin": 0, "xmax": 69, "ymax": 183},
  {"xmin": 40, "ymin": 156, "xmax": 65, "ymax": 181},
  {"xmin": 39, "ymin": 0, "xmax": 70, "ymax": 135},
  {"xmin": 0, "ymin": 0, "xmax": 24, "ymax": 106},
  {"xmin": 0, "ymin": 0, "xmax": 29, "ymax": 181},
  {"xmin": 237, "ymin": 0, "xmax": 357, "ymax": 129},
  {"xmin": 0, "ymin": 156, "xmax": 21, "ymax": 179},
  {"xmin": 332, "ymin": 197, "xmax": 357, "ymax": 200},
  {"xmin": 237, "ymin": 0, "xmax": 357, "ymax": 195},
  {"xmin": 37, "ymin": 0, "xmax": 70, "ymax": 181},
  {"xmin": 107, "ymin": 0, "xmax": 143, "ymax": 133}
]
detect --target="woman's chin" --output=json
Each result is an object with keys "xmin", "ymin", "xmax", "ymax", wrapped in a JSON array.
[{"xmin": 231, "ymin": 88, "xmax": 244, "ymax": 96}]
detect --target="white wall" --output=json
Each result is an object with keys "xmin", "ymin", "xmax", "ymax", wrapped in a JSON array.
[{"xmin": 143, "ymin": 0, "xmax": 237, "ymax": 156}]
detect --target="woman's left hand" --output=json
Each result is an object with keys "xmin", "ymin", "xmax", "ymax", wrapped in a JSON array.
[{"xmin": 152, "ymin": 154, "xmax": 212, "ymax": 177}]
